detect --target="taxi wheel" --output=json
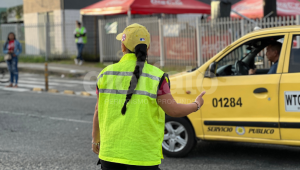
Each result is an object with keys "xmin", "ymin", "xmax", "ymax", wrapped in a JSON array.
[{"xmin": 163, "ymin": 115, "xmax": 196, "ymax": 157}]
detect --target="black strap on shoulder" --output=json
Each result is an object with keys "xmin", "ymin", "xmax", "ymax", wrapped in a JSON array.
[
  {"xmin": 165, "ymin": 73, "xmax": 170, "ymax": 88},
  {"xmin": 158, "ymin": 73, "xmax": 170, "ymax": 92},
  {"xmin": 158, "ymin": 74, "xmax": 165, "ymax": 92}
]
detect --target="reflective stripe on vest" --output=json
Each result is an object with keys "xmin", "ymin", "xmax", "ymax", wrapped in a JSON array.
[
  {"xmin": 97, "ymin": 71, "xmax": 161, "ymax": 82},
  {"xmin": 96, "ymin": 53, "xmax": 165, "ymax": 166},
  {"xmin": 98, "ymin": 89, "xmax": 157, "ymax": 99}
]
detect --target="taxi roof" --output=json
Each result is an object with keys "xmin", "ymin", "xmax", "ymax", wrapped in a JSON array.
[
  {"xmin": 210, "ymin": 25, "xmax": 299, "ymax": 64},
  {"xmin": 252, "ymin": 25, "xmax": 300, "ymax": 33}
]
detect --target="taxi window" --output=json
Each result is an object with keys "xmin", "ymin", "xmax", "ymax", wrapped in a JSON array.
[
  {"xmin": 215, "ymin": 36, "xmax": 284, "ymax": 77},
  {"xmin": 289, "ymin": 35, "xmax": 300, "ymax": 73},
  {"xmin": 218, "ymin": 45, "xmax": 243, "ymax": 68}
]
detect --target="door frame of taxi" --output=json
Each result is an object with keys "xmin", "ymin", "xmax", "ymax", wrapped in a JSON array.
[
  {"xmin": 279, "ymin": 32, "xmax": 300, "ymax": 141},
  {"xmin": 200, "ymin": 33, "xmax": 289, "ymax": 142}
]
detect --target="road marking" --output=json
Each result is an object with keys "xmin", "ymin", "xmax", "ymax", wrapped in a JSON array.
[
  {"xmin": 0, "ymin": 111, "xmax": 92, "ymax": 124},
  {"xmin": 49, "ymin": 79, "xmax": 96, "ymax": 85},
  {"xmin": 24, "ymin": 77, "xmax": 95, "ymax": 85},
  {"xmin": 0, "ymin": 86, "xmax": 30, "ymax": 92},
  {"xmin": 0, "ymin": 83, "xmax": 53, "ymax": 89},
  {"xmin": 18, "ymin": 80, "xmax": 77, "ymax": 87}
]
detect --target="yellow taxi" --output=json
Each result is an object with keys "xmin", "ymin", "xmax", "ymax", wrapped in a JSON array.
[{"xmin": 163, "ymin": 26, "xmax": 300, "ymax": 157}]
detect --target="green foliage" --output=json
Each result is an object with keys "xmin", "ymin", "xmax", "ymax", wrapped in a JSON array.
[
  {"xmin": 94, "ymin": 62, "xmax": 108, "ymax": 68},
  {"xmin": 14, "ymin": 6, "xmax": 23, "ymax": 20},
  {"xmin": 0, "ymin": 11, "xmax": 7, "ymax": 23},
  {"xmin": 18, "ymin": 56, "xmax": 107, "ymax": 68},
  {"xmin": 18, "ymin": 56, "xmax": 45, "ymax": 63},
  {"xmin": 6, "ymin": 5, "xmax": 23, "ymax": 22}
]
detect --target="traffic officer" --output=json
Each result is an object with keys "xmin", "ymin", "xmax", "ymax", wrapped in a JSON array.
[
  {"xmin": 92, "ymin": 23, "xmax": 205, "ymax": 170},
  {"xmin": 74, "ymin": 21, "xmax": 87, "ymax": 65}
]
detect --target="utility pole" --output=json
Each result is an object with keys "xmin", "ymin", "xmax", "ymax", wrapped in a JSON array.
[{"xmin": 44, "ymin": 16, "xmax": 49, "ymax": 91}]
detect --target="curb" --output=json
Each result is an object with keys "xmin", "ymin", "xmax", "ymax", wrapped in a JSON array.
[
  {"xmin": 32, "ymin": 87, "xmax": 43, "ymax": 92},
  {"xmin": 18, "ymin": 68, "xmax": 87, "ymax": 78},
  {"xmin": 30, "ymin": 88, "xmax": 95, "ymax": 97},
  {"xmin": 48, "ymin": 89, "xmax": 59, "ymax": 93},
  {"xmin": 81, "ymin": 91, "xmax": 92, "ymax": 96},
  {"xmin": 64, "ymin": 90, "xmax": 75, "ymax": 95}
]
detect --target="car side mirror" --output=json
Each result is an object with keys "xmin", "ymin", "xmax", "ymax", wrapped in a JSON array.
[{"xmin": 205, "ymin": 62, "xmax": 216, "ymax": 78}]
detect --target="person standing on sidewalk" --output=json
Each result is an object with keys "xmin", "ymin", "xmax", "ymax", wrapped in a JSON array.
[
  {"xmin": 92, "ymin": 23, "xmax": 205, "ymax": 170},
  {"xmin": 3, "ymin": 32, "xmax": 22, "ymax": 88},
  {"xmin": 74, "ymin": 21, "xmax": 87, "ymax": 66}
]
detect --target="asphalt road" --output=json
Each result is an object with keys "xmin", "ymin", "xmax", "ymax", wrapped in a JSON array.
[{"xmin": 1, "ymin": 90, "xmax": 300, "ymax": 170}]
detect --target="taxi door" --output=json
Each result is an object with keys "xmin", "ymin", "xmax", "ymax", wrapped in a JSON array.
[
  {"xmin": 279, "ymin": 33, "xmax": 300, "ymax": 140},
  {"xmin": 201, "ymin": 34, "xmax": 289, "ymax": 141}
]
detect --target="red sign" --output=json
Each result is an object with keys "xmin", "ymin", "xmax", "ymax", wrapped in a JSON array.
[
  {"xmin": 164, "ymin": 37, "xmax": 196, "ymax": 60},
  {"xmin": 231, "ymin": 0, "xmax": 300, "ymax": 18},
  {"xmin": 277, "ymin": 0, "xmax": 300, "ymax": 16}
]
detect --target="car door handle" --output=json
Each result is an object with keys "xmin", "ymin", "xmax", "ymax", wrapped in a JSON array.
[{"xmin": 253, "ymin": 88, "xmax": 268, "ymax": 94}]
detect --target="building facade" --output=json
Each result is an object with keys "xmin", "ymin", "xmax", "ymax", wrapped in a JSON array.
[{"xmin": 23, "ymin": 0, "xmax": 99, "ymax": 56}]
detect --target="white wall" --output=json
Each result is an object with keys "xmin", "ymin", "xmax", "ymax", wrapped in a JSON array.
[
  {"xmin": 53, "ymin": 10, "xmax": 64, "ymax": 54},
  {"xmin": 24, "ymin": 13, "xmax": 40, "ymax": 55},
  {"xmin": 23, "ymin": 9, "xmax": 81, "ymax": 56},
  {"xmin": 51, "ymin": 10, "xmax": 81, "ymax": 56}
]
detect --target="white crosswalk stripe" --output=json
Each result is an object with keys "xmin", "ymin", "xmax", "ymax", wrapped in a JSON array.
[
  {"xmin": 0, "ymin": 73, "xmax": 97, "ymax": 96},
  {"xmin": 0, "ymin": 86, "xmax": 30, "ymax": 92}
]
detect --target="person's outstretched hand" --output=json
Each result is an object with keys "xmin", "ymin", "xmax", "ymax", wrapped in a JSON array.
[{"xmin": 195, "ymin": 91, "xmax": 206, "ymax": 108}]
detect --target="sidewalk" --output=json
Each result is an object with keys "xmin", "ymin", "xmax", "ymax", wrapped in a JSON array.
[{"xmin": 18, "ymin": 63, "xmax": 104, "ymax": 77}]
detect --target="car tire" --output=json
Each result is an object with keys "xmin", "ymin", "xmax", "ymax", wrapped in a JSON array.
[{"xmin": 163, "ymin": 115, "xmax": 196, "ymax": 157}]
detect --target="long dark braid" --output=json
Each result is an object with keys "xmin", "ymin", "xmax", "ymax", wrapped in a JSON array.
[{"xmin": 121, "ymin": 44, "xmax": 148, "ymax": 115}]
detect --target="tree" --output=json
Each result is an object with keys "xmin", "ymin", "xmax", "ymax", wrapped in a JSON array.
[{"xmin": 0, "ymin": 11, "xmax": 8, "ymax": 23}]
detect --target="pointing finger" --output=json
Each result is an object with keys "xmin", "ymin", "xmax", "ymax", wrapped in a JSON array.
[{"xmin": 199, "ymin": 91, "xmax": 206, "ymax": 97}]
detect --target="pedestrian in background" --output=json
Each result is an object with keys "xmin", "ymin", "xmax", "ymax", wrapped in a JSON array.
[
  {"xmin": 3, "ymin": 32, "xmax": 22, "ymax": 88},
  {"xmin": 92, "ymin": 23, "xmax": 205, "ymax": 170},
  {"xmin": 74, "ymin": 21, "xmax": 87, "ymax": 66}
]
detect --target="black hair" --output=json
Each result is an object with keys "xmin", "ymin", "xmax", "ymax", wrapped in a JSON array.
[
  {"xmin": 121, "ymin": 44, "xmax": 148, "ymax": 115},
  {"xmin": 76, "ymin": 21, "xmax": 81, "ymax": 26},
  {"xmin": 4, "ymin": 32, "xmax": 16, "ymax": 48},
  {"xmin": 269, "ymin": 41, "xmax": 282, "ymax": 54},
  {"xmin": 7, "ymin": 32, "xmax": 16, "ymax": 40}
]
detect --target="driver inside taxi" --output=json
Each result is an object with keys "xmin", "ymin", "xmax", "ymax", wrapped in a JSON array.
[{"xmin": 249, "ymin": 41, "xmax": 282, "ymax": 75}]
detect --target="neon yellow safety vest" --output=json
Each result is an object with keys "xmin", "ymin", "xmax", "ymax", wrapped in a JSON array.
[
  {"xmin": 75, "ymin": 27, "xmax": 87, "ymax": 44},
  {"xmin": 97, "ymin": 53, "xmax": 167, "ymax": 166}
]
